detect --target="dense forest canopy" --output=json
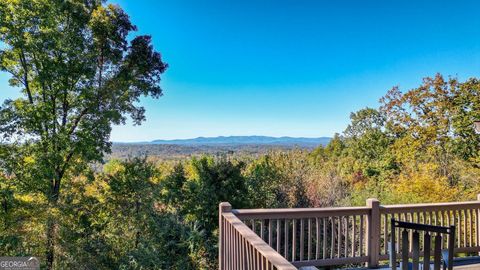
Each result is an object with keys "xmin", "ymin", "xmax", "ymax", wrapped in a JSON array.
[{"xmin": 0, "ymin": 1, "xmax": 480, "ymax": 270}]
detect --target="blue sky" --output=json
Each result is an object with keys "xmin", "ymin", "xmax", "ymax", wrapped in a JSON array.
[{"xmin": 1, "ymin": 0, "xmax": 480, "ymax": 141}]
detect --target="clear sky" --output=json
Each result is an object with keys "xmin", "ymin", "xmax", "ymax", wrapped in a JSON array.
[{"xmin": 1, "ymin": 0, "xmax": 480, "ymax": 142}]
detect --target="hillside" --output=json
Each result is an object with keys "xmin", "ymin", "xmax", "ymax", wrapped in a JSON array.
[{"xmin": 110, "ymin": 136, "xmax": 332, "ymax": 159}]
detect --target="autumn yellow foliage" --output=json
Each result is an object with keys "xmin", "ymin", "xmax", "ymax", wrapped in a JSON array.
[{"xmin": 391, "ymin": 163, "xmax": 459, "ymax": 203}]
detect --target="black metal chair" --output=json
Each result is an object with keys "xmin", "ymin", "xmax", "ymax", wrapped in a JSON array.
[{"xmin": 389, "ymin": 218, "xmax": 455, "ymax": 270}]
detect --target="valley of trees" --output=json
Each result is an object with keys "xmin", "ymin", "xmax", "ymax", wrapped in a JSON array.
[
  {"xmin": 1, "ymin": 1, "xmax": 480, "ymax": 269},
  {"xmin": 108, "ymin": 143, "xmax": 317, "ymax": 161}
]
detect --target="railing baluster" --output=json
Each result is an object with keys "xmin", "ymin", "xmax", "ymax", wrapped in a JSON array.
[
  {"xmin": 300, "ymin": 218, "xmax": 304, "ymax": 260},
  {"xmin": 233, "ymin": 228, "xmax": 236, "ymax": 270},
  {"xmin": 395, "ymin": 213, "xmax": 400, "ymax": 247},
  {"xmin": 337, "ymin": 216, "xmax": 342, "ymax": 258},
  {"xmin": 316, "ymin": 217, "xmax": 320, "ymax": 260},
  {"xmin": 276, "ymin": 219, "xmax": 280, "ymax": 252},
  {"xmin": 458, "ymin": 210, "xmax": 461, "ymax": 249},
  {"xmin": 221, "ymin": 217, "xmax": 225, "ymax": 270},
  {"xmin": 232, "ymin": 227, "xmax": 235, "ymax": 270},
  {"xmin": 292, "ymin": 219, "xmax": 297, "ymax": 261},
  {"xmin": 447, "ymin": 210, "xmax": 452, "ymax": 250},
  {"xmin": 439, "ymin": 211, "xmax": 444, "ymax": 249},
  {"xmin": 331, "ymin": 217, "xmax": 335, "ymax": 258},
  {"xmin": 419, "ymin": 212, "xmax": 424, "ymax": 251},
  {"xmin": 477, "ymin": 206, "xmax": 480, "ymax": 247},
  {"xmin": 469, "ymin": 209, "xmax": 473, "ymax": 247},
  {"xmin": 463, "ymin": 210, "xmax": 467, "ymax": 248},
  {"xmin": 241, "ymin": 236, "xmax": 245, "ymax": 270},
  {"xmin": 439, "ymin": 210, "xmax": 444, "ymax": 227},
  {"xmin": 245, "ymin": 238, "xmax": 249, "ymax": 270},
  {"xmin": 409, "ymin": 213, "xmax": 413, "ymax": 252},
  {"xmin": 246, "ymin": 241, "xmax": 250, "ymax": 270},
  {"xmin": 261, "ymin": 220, "xmax": 265, "ymax": 240},
  {"xmin": 308, "ymin": 218, "xmax": 312, "ymax": 261},
  {"xmin": 284, "ymin": 219, "xmax": 289, "ymax": 260},
  {"xmin": 238, "ymin": 226, "xmax": 241, "ymax": 269},
  {"xmin": 352, "ymin": 215, "xmax": 356, "ymax": 257},
  {"xmin": 237, "ymin": 230, "xmax": 241, "ymax": 270},
  {"xmin": 423, "ymin": 211, "xmax": 427, "ymax": 225},
  {"xmin": 384, "ymin": 214, "xmax": 388, "ymax": 255},
  {"xmin": 344, "ymin": 216, "xmax": 348, "ymax": 257},
  {"xmin": 359, "ymin": 215, "xmax": 364, "ymax": 257},
  {"xmin": 231, "ymin": 222, "xmax": 234, "ymax": 270},
  {"xmin": 233, "ymin": 228, "xmax": 237, "ymax": 270},
  {"xmin": 236, "ymin": 225, "xmax": 239, "ymax": 270},
  {"xmin": 223, "ymin": 218, "xmax": 227, "ymax": 269},
  {"xmin": 268, "ymin": 219, "xmax": 273, "ymax": 247},
  {"xmin": 323, "ymin": 217, "xmax": 327, "ymax": 259},
  {"xmin": 457, "ymin": 210, "xmax": 461, "ymax": 248},
  {"xmin": 229, "ymin": 222, "xmax": 233, "ymax": 270}
]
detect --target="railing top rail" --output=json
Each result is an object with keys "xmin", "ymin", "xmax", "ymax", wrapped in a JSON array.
[
  {"xmin": 232, "ymin": 201, "xmax": 480, "ymax": 220},
  {"xmin": 380, "ymin": 200, "xmax": 480, "ymax": 214},
  {"xmin": 222, "ymin": 212, "xmax": 297, "ymax": 270},
  {"xmin": 232, "ymin": 206, "xmax": 369, "ymax": 220}
]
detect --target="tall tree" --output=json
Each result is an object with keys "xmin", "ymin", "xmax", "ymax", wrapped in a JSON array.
[
  {"xmin": 380, "ymin": 74, "xmax": 480, "ymax": 180},
  {"xmin": 0, "ymin": 0, "xmax": 167, "ymax": 268}
]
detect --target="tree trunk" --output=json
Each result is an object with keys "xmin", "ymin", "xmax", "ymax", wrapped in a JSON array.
[
  {"xmin": 135, "ymin": 199, "xmax": 140, "ymax": 248},
  {"xmin": 46, "ymin": 175, "xmax": 60, "ymax": 270},
  {"xmin": 45, "ymin": 214, "xmax": 56, "ymax": 270}
]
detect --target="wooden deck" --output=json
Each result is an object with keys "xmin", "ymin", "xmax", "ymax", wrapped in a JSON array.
[
  {"xmin": 219, "ymin": 196, "xmax": 480, "ymax": 270},
  {"xmin": 453, "ymin": 264, "xmax": 480, "ymax": 269}
]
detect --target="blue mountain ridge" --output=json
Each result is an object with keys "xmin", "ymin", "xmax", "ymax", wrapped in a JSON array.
[{"xmin": 133, "ymin": 136, "xmax": 332, "ymax": 146}]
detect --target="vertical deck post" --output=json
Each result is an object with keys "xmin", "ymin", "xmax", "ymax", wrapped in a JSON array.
[
  {"xmin": 367, "ymin": 198, "xmax": 380, "ymax": 268},
  {"xmin": 219, "ymin": 202, "xmax": 232, "ymax": 270},
  {"xmin": 477, "ymin": 194, "xmax": 480, "ymax": 255}
]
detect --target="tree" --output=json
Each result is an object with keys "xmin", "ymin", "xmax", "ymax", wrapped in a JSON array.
[
  {"xmin": 159, "ymin": 156, "xmax": 249, "ymax": 268},
  {"xmin": 343, "ymin": 108, "xmax": 396, "ymax": 185},
  {"xmin": 380, "ymin": 74, "xmax": 480, "ymax": 181},
  {"xmin": 0, "ymin": 1, "xmax": 167, "ymax": 268},
  {"xmin": 104, "ymin": 158, "xmax": 198, "ymax": 270},
  {"xmin": 451, "ymin": 78, "xmax": 480, "ymax": 162},
  {"xmin": 344, "ymin": 107, "xmax": 386, "ymax": 138},
  {"xmin": 245, "ymin": 155, "xmax": 286, "ymax": 208},
  {"xmin": 106, "ymin": 157, "xmax": 159, "ymax": 252}
]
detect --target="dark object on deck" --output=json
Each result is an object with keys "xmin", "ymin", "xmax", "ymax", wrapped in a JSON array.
[{"xmin": 390, "ymin": 219, "xmax": 455, "ymax": 270}]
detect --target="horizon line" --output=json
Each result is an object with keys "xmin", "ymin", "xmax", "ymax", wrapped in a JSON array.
[{"xmin": 111, "ymin": 134, "xmax": 334, "ymax": 143}]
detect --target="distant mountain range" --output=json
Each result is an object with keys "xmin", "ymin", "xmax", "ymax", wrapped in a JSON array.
[{"xmin": 117, "ymin": 136, "xmax": 331, "ymax": 147}]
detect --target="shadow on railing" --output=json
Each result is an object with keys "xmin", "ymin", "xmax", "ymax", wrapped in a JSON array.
[{"xmin": 219, "ymin": 195, "xmax": 480, "ymax": 270}]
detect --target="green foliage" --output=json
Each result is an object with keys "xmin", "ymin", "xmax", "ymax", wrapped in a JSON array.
[
  {"xmin": 244, "ymin": 155, "xmax": 286, "ymax": 208},
  {"xmin": 0, "ymin": 0, "xmax": 166, "ymax": 268},
  {"xmin": 158, "ymin": 156, "xmax": 250, "ymax": 268},
  {"xmin": 55, "ymin": 158, "xmax": 199, "ymax": 270}
]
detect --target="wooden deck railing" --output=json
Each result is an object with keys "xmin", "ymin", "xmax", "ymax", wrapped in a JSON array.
[
  {"xmin": 219, "ymin": 195, "xmax": 480, "ymax": 269},
  {"xmin": 219, "ymin": 202, "xmax": 297, "ymax": 270}
]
